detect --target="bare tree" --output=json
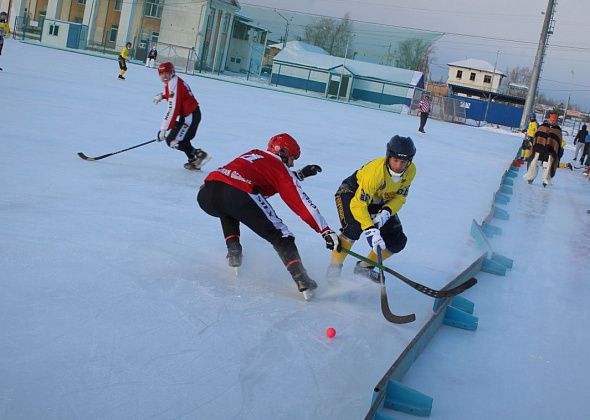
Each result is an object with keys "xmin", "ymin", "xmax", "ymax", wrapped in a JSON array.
[
  {"xmin": 303, "ymin": 13, "xmax": 354, "ymax": 57},
  {"xmin": 396, "ymin": 38, "xmax": 434, "ymax": 75},
  {"xmin": 507, "ymin": 66, "xmax": 532, "ymax": 86}
]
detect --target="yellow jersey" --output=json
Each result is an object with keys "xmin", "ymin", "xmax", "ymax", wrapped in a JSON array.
[
  {"xmin": 119, "ymin": 47, "xmax": 129, "ymax": 60},
  {"xmin": 527, "ymin": 121, "xmax": 538, "ymax": 138},
  {"xmin": 348, "ymin": 157, "xmax": 416, "ymax": 230},
  {"xmin": 0, "ymin": 22, "xmax": 10, "ymax": 36}
]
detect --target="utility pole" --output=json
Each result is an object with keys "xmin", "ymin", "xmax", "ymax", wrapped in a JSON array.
[
  {"xmin": 483, "ymin": 50, "xmax": 500, "ymax": 126},
  {"xmin": 336, "ymin": 34, "xmax": 354, "ymax": 101},
  {"xmin": 274, "ymin": 10, "xmax": 291, "ymax": 49},
  {"xmin": 520, "ymin": 0, "xmax": 557, "ymax": 129},
  {"xmin": 562, "ymin": 69, "xmax": 573, "ymax": 127}
]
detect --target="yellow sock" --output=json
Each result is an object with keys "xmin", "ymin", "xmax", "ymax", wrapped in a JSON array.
[
  {"xmin": 330, "ymin": 235, "xmax": 354, "ymax": 265},
  {"xmin": 362, "ymin": 249, "xmax": 392, "ymax": 267}
]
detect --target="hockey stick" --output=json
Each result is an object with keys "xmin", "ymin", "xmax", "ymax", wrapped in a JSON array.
[
  {"xmin": 78, "ymin": 139, "xmax": 157, "ymax": 161},
  {"xmin": 341, "ymin": 246, "xmax": 477, "ymax": 298},
  {"xmin": 377, "ymin": 248, "xmax": 416, "ymax": 324}
]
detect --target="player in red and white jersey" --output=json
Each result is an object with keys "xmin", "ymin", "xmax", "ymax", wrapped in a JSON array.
[
  {"xmin": 197, "ymin": 133, "xmax": 339, "ymax": 300},
  {"xmin": 153, "ymin": 62, "xmax": 210, "ymax": 170}
]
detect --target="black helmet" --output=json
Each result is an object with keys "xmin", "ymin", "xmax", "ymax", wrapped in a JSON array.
[{"xmin": 386, "ymin": 135, "xmax": 416, "ymax": 161}]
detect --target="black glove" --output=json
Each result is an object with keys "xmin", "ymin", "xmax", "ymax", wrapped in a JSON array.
[
  {"xmin": 322, "ymin": 229, "xmax": 340, "ymax": 251},
  {"xmin": 296, "ymin": 164, "xmax": 322, "ymax": 180}
]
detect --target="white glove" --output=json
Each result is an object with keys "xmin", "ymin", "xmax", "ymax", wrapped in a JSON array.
[
  {"xmin": 371, "ymin": 208, "xmax": 391, "ymax": 229},
  {"xmin": 153, "ymin": 93, "xmax": 163, "ymax": 105},
  {"xmin": 364, "ymin": 227, "xmax": 386, "ymax": 254},
  {"xmin": 157, "ymin": 130, "xmax": 167, "ymax": 142}
]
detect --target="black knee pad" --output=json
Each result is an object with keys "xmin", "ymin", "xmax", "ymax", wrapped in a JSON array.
[{"xmin": 385, "ymin": 232, "xmax": 407, "ymax": 254}]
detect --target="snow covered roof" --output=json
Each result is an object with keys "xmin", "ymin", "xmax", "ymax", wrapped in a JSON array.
[
  {"xmin": 448, "ymin": 59, "xmax": 506, "ymax": 76},
  {"xmin": 268, "ymin": 40, "xmax": 328, "ymax": 54},
  {"xmin": 274, "ymin": 42, "xmax": 423, "ymax": 86}
]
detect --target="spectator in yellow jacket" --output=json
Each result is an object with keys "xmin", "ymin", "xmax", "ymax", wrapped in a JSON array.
[{"xmin": 327, "ymin": 135, "xmax": 416, "ymax": 282}]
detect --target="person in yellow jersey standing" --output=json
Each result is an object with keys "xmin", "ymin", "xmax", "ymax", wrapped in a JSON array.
[
  {"xmin": 327, "ymin": 135, "xmax": 416, "ymax": 281},
  {"xmin": 118, "ymin": 42, "xmax": 132, "ymax": 80},
  {"xmin": 520, "ymin": 114, "xmax": 538, "ymax": 161}
]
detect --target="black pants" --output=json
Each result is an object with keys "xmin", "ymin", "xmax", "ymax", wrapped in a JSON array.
[
  {"xmin": 197, "ymin": 181, "xmax": 304, "ymax": 271},
  {"xmin": 167, "ymin": 108, "xmax": 202, "ymax": 158},
  {"xmin": 419, "ymin": 112, "xmax": 429, "ymax": 131},
  {"xmin": 118, "ymin": 56, "xmax": 127, "ymax": 71},
  {"xmin": 581, "ymin": 143, "xmax": 590, "ymax": 166},
  {"xmin": 335, "ymin": 189, "xmax": 407, "ymax": 254}
]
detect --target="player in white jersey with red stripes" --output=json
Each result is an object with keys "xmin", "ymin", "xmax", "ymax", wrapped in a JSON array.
[{"xmin": 197, "ymin": 133, "xmax": 339, "ymax": 300}]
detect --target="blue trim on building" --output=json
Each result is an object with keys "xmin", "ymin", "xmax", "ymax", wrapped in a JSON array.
[{"xmin": 271, "ymin": 73, "xmax": 326, "ymax": 94}]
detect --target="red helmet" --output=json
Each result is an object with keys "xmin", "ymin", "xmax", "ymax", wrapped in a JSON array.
[
  {"xmin": 267, "ymin": 133, "xmax": 301, "ymax": 160},
  {"xmin": 158, "ymin": 62, "xmax": 175, "ymax": 75}
]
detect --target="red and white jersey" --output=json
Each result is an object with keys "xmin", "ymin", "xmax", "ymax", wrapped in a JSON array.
[
  {"xmin": 161, "ymin": 76, "xmax": 199, "ymax": 131},
  {"xmin": 418, "ymin": 99, "xmax": 431, "ymax": 113},
  {"xmin": 205, "ymin": 149, "xmax": 330, "ymax": 234}
]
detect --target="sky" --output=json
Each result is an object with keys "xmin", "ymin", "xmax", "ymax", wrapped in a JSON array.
[{"xmin": 241, "ymin": 0, "xmax": 590, "ymax": 110}]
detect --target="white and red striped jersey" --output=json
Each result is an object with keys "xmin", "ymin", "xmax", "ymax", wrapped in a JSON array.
[
  {"xmin": 418, "ymin": 98, "xmax": 431, "ymax": 113},
  {"xmin": 205, "ymin": 149, "xmax": 330, "ymax": 234},
  {"xmin": 161, "ymin": 76, "xmax": 199, "ymax": 131}
]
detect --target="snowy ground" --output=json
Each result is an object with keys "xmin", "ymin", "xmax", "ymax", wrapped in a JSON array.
[{"xmin": 3, "ymin": 40, "xmax": 585, "ymax": 420}]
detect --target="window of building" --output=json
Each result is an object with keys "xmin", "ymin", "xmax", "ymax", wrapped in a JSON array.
[
  {"xmin": 73, "ymin": 17, "xmax": 83, "ymax": 23},
  {"xmin": 233, "ymin": 22, "xmax": 248, "ymax": 40},
  {"xmin": 114, "ymin": 0, "xmax": 122, "ymax": 11},
  {"xmin": 78, "ymin": 0, "xmax": 86, "ymax": 4},
  {"xmin": 470, "ymin": 72, "xmax": 476, "ymax": 81},
  {"xmin": 484, "ymin": 75, "xmax": 492, "ymax": 84},
  {"xmin": 144, "ymin": 0, "xmax": 163, "ymax": 19},
  {"xmin": 456, "ymin": 70, "xmax": 462, "ymax": 79},
  {"xmin": 49, "ymin": 24, "xmax": 59, "ymax": 36},
  {"xmin": 109, "ymin": 24, "xmax": 118, "ymax": 43},
  {"xmin": 151, "ymin": 31, "xmax": 159, "ymax": 42}
]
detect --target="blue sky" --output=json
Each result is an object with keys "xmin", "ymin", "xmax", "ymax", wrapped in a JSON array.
[{"xmin": 243, "ymin": 0, "xmax": 590, "ymax": 110}]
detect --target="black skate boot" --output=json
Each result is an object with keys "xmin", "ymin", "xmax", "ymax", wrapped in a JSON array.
[
  {"xmin": 184, "ymin": 149, "xmax": 211, "ymax": 170},
  {"xmin": 293, "ymin": 270, "xmax": 318, "ymax": 301},
  {"xmin": 226, "ymin": 242, "xmax": 242, "ymax": 268}
]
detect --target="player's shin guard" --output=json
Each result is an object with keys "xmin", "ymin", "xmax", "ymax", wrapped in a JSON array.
[
  {"xmin": 364, "ymin": 248, "xmax": 392, "ymax": 268},
  {"xmin": 330, "ymin": 235, "xmax": 354, "ymax": 265}
]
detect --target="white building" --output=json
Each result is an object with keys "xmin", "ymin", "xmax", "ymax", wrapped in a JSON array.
[
  {"xmin": 447, "ymin": 59, "xmax": 505, "ymax": 96},
  {"xmin": 271, "ymin": 41, "xmax": 424, "ymax": 109},
  {"xmin": 1, "ymin": 0, "xmax": 267, "ymax": 73}
]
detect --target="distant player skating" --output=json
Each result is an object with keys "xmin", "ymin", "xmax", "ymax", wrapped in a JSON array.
[
  {"xmin": 153, "ymin": 62, "xmax": 209, "ymax": 170},
  {"xmin": 117, "ymin": 42, "xmax": 131, "ymax": 80}
]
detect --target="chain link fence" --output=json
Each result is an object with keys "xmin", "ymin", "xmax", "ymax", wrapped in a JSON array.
[{"xmin": 410, "ymin": 89, "xmax": 467, "ymax": 124}]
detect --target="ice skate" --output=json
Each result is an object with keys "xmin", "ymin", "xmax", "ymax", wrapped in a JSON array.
[
  {"xmin": 184, "ymin": 149, "xmax": 211, "ymax": 170},
  {"xmin": 354, "ymin": 261, "xmax": 380, "ymax": 283},
  {"xmin": 293, "ymin": 271, "xmax": 318, "ymax": 301},
  {"xmin": 326, "ymin": 263, "xmax": 343, "ymax": 279}
]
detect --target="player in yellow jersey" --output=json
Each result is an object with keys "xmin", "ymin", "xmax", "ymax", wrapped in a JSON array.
[
  {"xmin": 118, "ymin": 42, "xmax": 132, "ymax": 80},
  {"xmin": 327, "ymin": 135, "xmax": 416, "ymax": 281},
  {"xmin": 520, "ymin": 114, "xmax": 538, "ymax": 161}
]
